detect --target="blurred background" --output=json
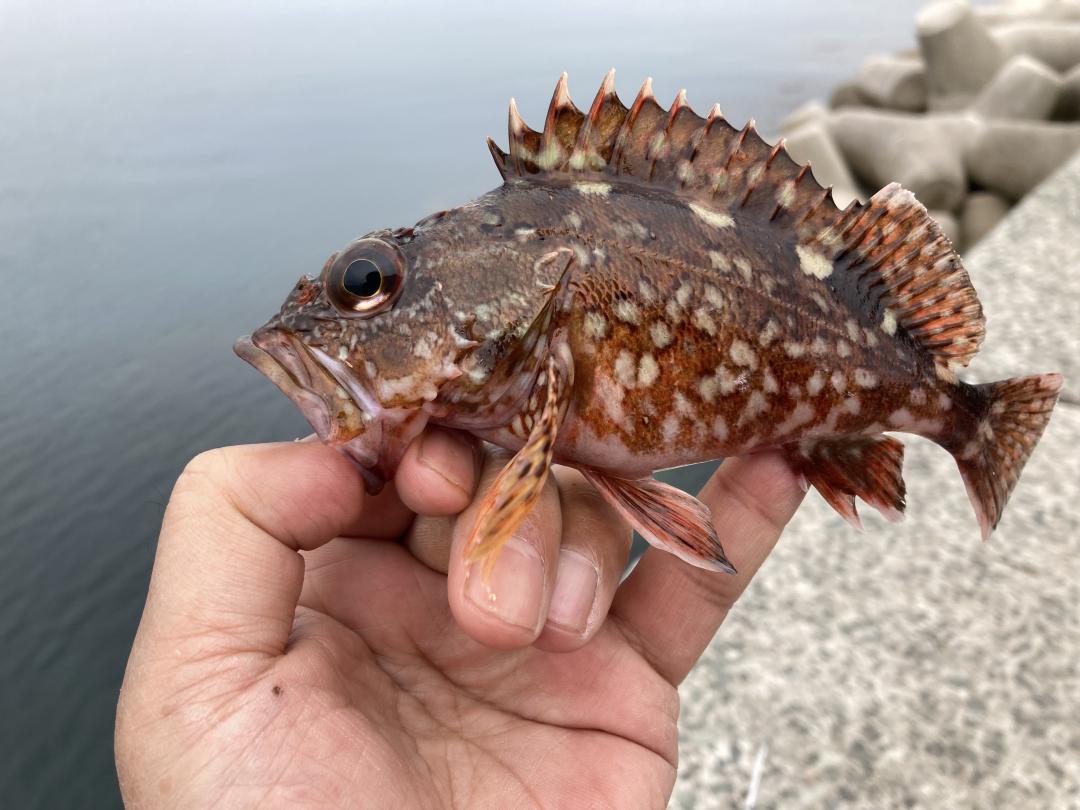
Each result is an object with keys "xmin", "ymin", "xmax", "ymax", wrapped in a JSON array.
[{"xmin": 3, "ymin": 0, "xmax": 1078, "ymax": 807}]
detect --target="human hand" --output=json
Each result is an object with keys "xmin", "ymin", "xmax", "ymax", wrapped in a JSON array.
[{"xmin": 115, "ymin": 431, "xmax": 804, "ymax": 808}]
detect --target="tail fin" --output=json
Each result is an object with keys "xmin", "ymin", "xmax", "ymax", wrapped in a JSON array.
[{"xmin": 955, "ymin": 373, "xmax": 1063, "ymax": 539}]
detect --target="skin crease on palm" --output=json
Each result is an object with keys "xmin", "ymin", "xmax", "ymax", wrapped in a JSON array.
[{"xmin": 114, "ymin": 427, "xmax": 805, "ymax": 808}]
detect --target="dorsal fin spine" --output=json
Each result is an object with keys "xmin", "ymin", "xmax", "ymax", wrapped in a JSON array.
[{"xmin": 611, "ymin": 77, "xmax": 653, "ymax": 171}]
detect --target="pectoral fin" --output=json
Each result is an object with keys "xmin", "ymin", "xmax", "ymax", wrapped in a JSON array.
[
  {"xmin": 464, "ymin": 352, "xmax": 572, "ymax": 580},
  {"xmin": 581, "ymin": 470, "xmax": 737, "ymax": 574}
]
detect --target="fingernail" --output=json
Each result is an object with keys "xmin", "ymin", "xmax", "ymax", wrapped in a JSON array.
[
  {"xmin": 418, "ymin": 429, "xmax": 472, "ymax": 493},
  {"xmin": 466, "ymin": 536, "xmax": 544, "ymax": 631},
  {"xmin": 547, "ymin": 549, "xmax": 598, "ymax": 635}
]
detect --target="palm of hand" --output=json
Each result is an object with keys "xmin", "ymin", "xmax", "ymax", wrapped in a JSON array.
[{"xmin": 221, "ymin": 542, "xmax": 674, "ymax": 808}]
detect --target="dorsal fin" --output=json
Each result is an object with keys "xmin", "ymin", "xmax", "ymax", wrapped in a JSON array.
[
  {"xmin": 808, "ymin": 184, "xmax": 985, "ymax": 371},
  {"xmin": 489, "ymin": 71, "xmax": 845, "ymax": 233},
  {"xmin": 488, "ymin": 73, "xmax": 985, "ymax": 370}
]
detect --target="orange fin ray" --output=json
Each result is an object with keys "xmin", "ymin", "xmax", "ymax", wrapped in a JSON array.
[
  {"xmin": 581, "ymin": 470, "xmax": 737, "ymax": 574},
  {"xmin": 464, "ymin": 353, "xmax": 572, "ymax": 580},
  {"xmin": 816, "ymin": 183, "xmax": 985, "ymax": 371},
  {"xmin": 786, "ymin": 436, "xmax": 907, "ymax": 527}
]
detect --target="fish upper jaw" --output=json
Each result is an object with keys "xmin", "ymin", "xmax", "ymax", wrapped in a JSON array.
[{"xmin": 233, "ymin": 327, "xmax": 428, "ymax": 493}]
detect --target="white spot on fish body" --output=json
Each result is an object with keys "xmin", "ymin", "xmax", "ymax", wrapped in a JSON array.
[
  {"xmin": 514, "ymin": 227, "xmax": 536, "ymax": 240},
  {"xmin": 615, "ymin": 351, "xmax": 636, "ymax": 387},
  {"xmin": 810, "ymin": 292, "xmax": 830, "ymax": 313},
  {"xmin": 831, "ymin": 371, "xmax": 847, "ymax": 393},
  {"xmin": 882, "ymin": 308, "xmax": 898, "ymax": 335},
  {"xmin": 564, "ymin": 211, "xmax": 582, "ymax": 229},
  {"xmin": 638, "ymin": 280, "xmax": 657, "ymax": 302},
  {"xmin": 730, "ymin": 339, "xmax": 758, "ymax": 369},
  {"xmin": 846, "ymin": 319, "xmax": 861, "ymax": 342},
  {"xmin": 807, "ymin": 371, "xmax": 825, "ymax": 396},
  {"xmin": 709, "ymin": 251, "xmax": 731, "ymax": 272},
  {"xmin": 674, "ymin": 391, "xmax": 696, "ymax": 418},
  {"xmin": 789, "ymin": 383, "xmax": 802, "ymax": 398},
  {"xmin": 698, "ymin": 375, "xmax": 718, "ymax": 403},
  {"xmin": 776, "ymin": 401, "xmax": 815, "ymax": 434},
  {"xmin": 676, "ymin": 283, "xmax": 693, "ymax": 308},
  {"xmin": 712, "ymin": 414, "xmax": 729, "ymax": 441},
  {"xmin": 740, "ymin": 391, "xmax": 769, "ymax": 424},
  {"xmin": 854, "ymin": 368, "xmax": 878, "ymax": 388},
  {"xmin": 650, "ymin": 321, "xmax": 673, "ymax": 349},
  {"xmin": 734, "ymin": 257, "xmax": 753, "ymax": 283},
  {"xmin": 938, "ymin": 393, "xmax": 953, "ymax": 410},
  {"xmin": 638, "ymin": 354, "xmax": 660, "ymax": 387},
  {"xmin": 910, "ymin": 388, "xmax": 927, "ymax": 406},
  {"xmin": 810, "ymin": 337, "xmax": 828, "ymax": 356},
  {"xmin": 665, "ymin": 299, "xmax": 682, "ymax": 321},
  {"xmin": 836, "ymin": 340, "xmax": 852, "ymax": 358},
  {"xmin": 889, "ymin": 407, "xmax": 913, "ymax": 428},
  {"xmin": 759, "ymin": 319, "xmax": 780, "ymax": 347},
  {"xmin": 796, "ymin": 245, "xmax": 833, "ymax": 279},
  {"xmin": 662, "ymin": 414, "xmax": 680, "ymax": 443},
  {"xmin": 615, "ymin": 300, "xmax": 641, "ymax": 325},
  {"xmin": 689, "ymin": 202, "xmax": 735, "ymax": 230},
  {"xmin": 692, "ymin": 307, "xmax": 717, "ymax": 335},
  {"xmin": 843, "ymin": 397, "xmax": 861, "ymax": 415},
  {"xmin": 584, "ymin": 311, "xmax": 608, "ymax": 341},
  {"xmin": 763, "ymin": 367, "xmax": 779, "ymax": 394},
  {"xmin": 863, "ymin": 329, "xmax": 879, "ymax": 348},
  {"xmin": 575, "ymin": 181, "xmax": 611, "ymax": 197},
  {"xmin": 704, "ymin": 284, "xmax": 725, "ymax": 309},
  {"xmin": 784, "ymin": 341, "xmax": 807, "ymax": 359},
  {"xmin": 631, "ymin": 222, "xmax": 650, "ymax": 240}
]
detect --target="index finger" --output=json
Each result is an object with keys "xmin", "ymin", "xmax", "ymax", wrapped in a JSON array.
[
  {"xmin": 134, "ymin": 442, "xmax": 410, "ymax": 660},
  {"xmin": 611, "ymin": 452, "xmax": 805, "ymax": 685}
]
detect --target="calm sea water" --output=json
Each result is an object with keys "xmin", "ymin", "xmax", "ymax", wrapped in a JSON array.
[{"xmin": 1, "ymin": 1, "xmax": 937, "ymax": 804}]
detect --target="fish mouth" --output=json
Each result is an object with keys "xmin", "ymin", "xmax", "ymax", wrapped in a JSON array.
[
  {"xmin": 234, "ymin": 329, "xmax": 428, "ymax": 493},
  {"xmin": 234, "ymin": 330, "xmax": 340, "ymax": 439}
]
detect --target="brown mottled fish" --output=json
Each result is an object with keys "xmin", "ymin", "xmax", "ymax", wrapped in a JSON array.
[{"xmin": 235, "ymin": 71, "xmax": 1062, "ymax": 577}]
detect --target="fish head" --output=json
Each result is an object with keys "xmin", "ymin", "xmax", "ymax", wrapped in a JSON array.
[{"xmin": 234, "ymin": 225, "xmax": 465, "ymax": 493}]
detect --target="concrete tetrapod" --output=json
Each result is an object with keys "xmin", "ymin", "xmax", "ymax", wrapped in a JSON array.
[
  {"xmin": 965, "ymin": 120, "xmax": 1080, "ymax": 199},
  {"xmin": 1053, "ymin": 64, "xmax": 1080, "ymax": 120},
  {"xmin": 829, "ymin": 109, "xmax": 981, "ymax": 211},
  {"xmin": 918, "ymin": 0, "xmax": 1006, "ymax": 103},
  {"xmin": 994, "ymin": 22, "xmax": 1080, "ymax": 73},
  {"xmin": 971, "ymin": 55, "xmax": 1063, "ymax": 120},
  {"xmin": 854, "ymin": 54, "xmax": 928, "ymax": 113}
]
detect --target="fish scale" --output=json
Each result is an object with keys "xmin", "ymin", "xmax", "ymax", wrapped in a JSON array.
[{"xmin": 236, "ymin": 70, "xmax": 1062, "ymax": 579}]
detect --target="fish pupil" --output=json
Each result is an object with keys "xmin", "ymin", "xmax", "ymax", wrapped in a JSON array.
[{"xmin": 342, "ymin": 259, "xmax": 383, "ymax": 298}]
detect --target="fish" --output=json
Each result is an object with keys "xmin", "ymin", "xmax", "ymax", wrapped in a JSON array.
[{"xmin": 235, "ymin": 71, "xmax": 1062, "ymax": 578}]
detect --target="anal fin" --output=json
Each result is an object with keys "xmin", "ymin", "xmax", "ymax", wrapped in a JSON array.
[
  {"xmin": 581, "ymin": 470, "xmax": 736, "ymax": 574},
  {"xmin": 464, "ymin": 353, "xmax": 571, "ymax": 580},
  {"xmin": 785, "ymin": 435, "xmax": 906, "ymax": 528}
]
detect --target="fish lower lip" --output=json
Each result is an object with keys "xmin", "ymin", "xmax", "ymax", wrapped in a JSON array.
[{"xmin": 233, "ymin": 333, "xmax": 333, "ymax": 438}]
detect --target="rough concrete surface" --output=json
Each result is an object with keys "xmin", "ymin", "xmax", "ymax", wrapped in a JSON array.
[{"xmin": 672, "ymin": 154, "xmax": 1080, "ymax": 808}]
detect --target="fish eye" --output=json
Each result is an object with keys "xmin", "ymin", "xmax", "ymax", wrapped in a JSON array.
[{"xmin": 324, "ymin": 238, "xmax": 406, "ymax": 317}]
